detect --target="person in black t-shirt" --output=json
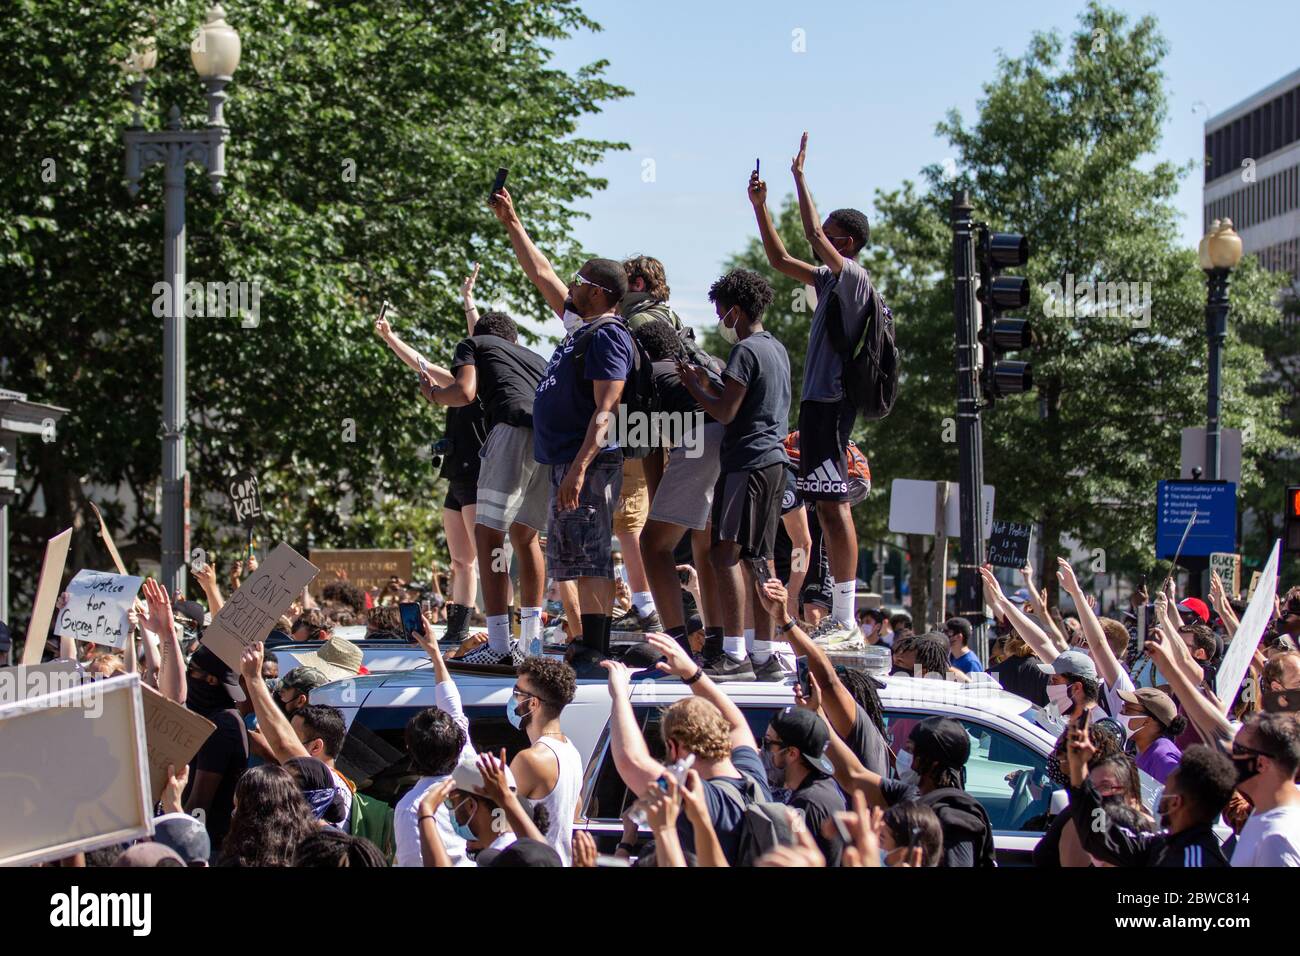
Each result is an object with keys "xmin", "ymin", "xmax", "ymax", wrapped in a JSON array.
[
  {"xmin": 182, "ymin": 646, "xmax": 250, "ymax": 850},
  {"xmin": 425, "ymin": 311, "xmax": 551, "ymax": 665},
  {"xmin": 762, "ymin": 706, "xmax": 846, "ymax": 865}
]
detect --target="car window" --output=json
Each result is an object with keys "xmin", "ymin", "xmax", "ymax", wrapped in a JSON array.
[
  {"xmin": 583, "ymin": 705, "xmax": 781, "ymax": 821},
  {"xmin": 882, "ymin": 711, "xmax": 1058, "ymax": 832},
  {"xmin": 340, "ymin": 705, "xmax": 529, "ymax": 806}
]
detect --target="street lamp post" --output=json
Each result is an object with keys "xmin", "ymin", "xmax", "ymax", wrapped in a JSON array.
[
  {"xmin": 1197, "ymin": 218, "xmax": 1244, "ymax": 483},
  {"xmin": 122, "ymin": 5, "xmax": 241, "ymax": 595}
]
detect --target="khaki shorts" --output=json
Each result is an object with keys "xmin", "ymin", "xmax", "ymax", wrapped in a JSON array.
[{"xmin": 613, "ymin": 457, "xmax": 649, "ymax": 535}]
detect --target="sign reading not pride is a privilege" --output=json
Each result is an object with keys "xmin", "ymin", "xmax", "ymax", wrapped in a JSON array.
[
  {"xmin": 53, "ymin": 569, "xmax": 143, "ymax": 649},
  {"xmin": 986, "ymin": 520, "xmax": 1033, "ymax": 570},
  {"xmin": 201, "ymin": 543, "xmax": 318, "ymax": 671}
]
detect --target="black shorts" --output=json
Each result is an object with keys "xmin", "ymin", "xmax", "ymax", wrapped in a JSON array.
[
  {"xmin": 780, "ymin": 466, "xmax": 802, "ymax": 515},
  {"xmin": 711, "ymin": 462, "xmax": 785, "ymax": 560},
  {"xmin": 444, "ymin": 478, "xmax": 479, "ymax": 512},
  {"xmin": 796, "ymin": 398, "xmax": 857, "ymax": 501}
]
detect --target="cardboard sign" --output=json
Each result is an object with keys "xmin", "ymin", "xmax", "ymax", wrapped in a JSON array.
[
  {"xmin": 202, "ymin": 542, "xmax": 318, "ymax": 670},
  {"xmin": 307, "ymin": 548, "xmax": 412, "ymax": 598},
  {"xmin": 0, "ymin": 673, "xmax": 153, "ymax": 867},
  {"xmin": 1209, "ymin": 552, "xmax": 1242, "ymax": 599},
  {"xmin": 53, "ymin": 570, "xmax": 143, "ymax": 650},
  {"xmin": 0, "ymin": 660, "xmax": 82, "ymax": 706},
  {"xmin": 229, "ymin": 471, "xmax": 263, "ymax": 528},
  {"xmin": 141, "ymin": 685, "xmax": 215, "ymax": 801},
  {"xmin": 1216, "ymin": 540, "xmax": 1280, "ymax": 706},
  {"xmin": 88, "ymin": 501, "xmax": 129, "ymax": 575},
  {"xmin": 21, "ymin": 528, "xmax": 73, "ymax": 665},
  {"xmin": 986, "ymin": 520, "xmax": 1033, "ymax": 570},
  {"xmin": 888, "ymin": 479, "xmax": 995, "ymax": 539}
]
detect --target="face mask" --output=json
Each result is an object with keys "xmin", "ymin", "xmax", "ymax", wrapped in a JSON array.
[
  {"xmin": 1046, "ymin": 682, "xmax": 1074, "ymax": 716},
  {"xmin": 449, "ymin": 798, "xmax": 476, "ymax": 842},
  {"xmin": 186, "ymin": 676, "xmax": 232, "ymax": 714},
  {"xmin": 761, "ymin": 745, "xmax": 786, "ymax": 790},
  {"xmin": 894, "ymin": 749, "xmax": 919, "ymax": 786},
  {"xmin": 717, "ymin": 307, "xmax": 739, "ymax": 345},
  {"xmin": 507, "ymin": 696, "xmax": 532, "ymax": 731},
  {"xmin": 1233, "ymin": 754, "xmax": 1262, "ymax": 786},
  {"xmin": 562, "ymin": 309, "xmax": 583, "ymax": 334},
  {"xmin": 1157, "ymin": 795, "xmax": 1176, "ymax": 830}
]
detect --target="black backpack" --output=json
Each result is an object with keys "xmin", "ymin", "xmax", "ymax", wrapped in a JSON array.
[
  {"xmin": 824, "ymin": 279, "xmax": 899, "ymax": 421},
  {"xmin": 919, "ymin": 787, "xmax": 997, "ymax": 868},
  {"xmin": 573, "ymin": 316, "xmax": 659, "ymax": 460}
]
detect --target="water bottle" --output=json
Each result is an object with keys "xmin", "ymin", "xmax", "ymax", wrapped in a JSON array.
[
  {"xmin": 529, "ymin": 635, "xmax": 543, "ymax": 657},
  {"xmin": 629, "ymin": 754, "xmax": 695, "ymax": 826}
]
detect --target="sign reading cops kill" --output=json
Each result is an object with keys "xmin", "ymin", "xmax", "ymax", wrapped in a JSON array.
[
  {"xmin": 202, "ymin": 543, "xmax": 318, "ymax": 671},
  {"xmin": 229, "ymin": 471, "xmax": 262, "ymax": 528},
  {"xmin": 53, "ymin": 570, "xmax": 143, "ymax": 649},
  {"xmin": 1156, "ymin": 481, "xmax": 1236, "ymax": 559},
  {"xmin": 986, "ymin": 520, "xmax": 1033, "ymax": 569}
]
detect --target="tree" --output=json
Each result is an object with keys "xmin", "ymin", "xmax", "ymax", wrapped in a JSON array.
[{"xmin": 0, "ymin": 0, "xmax": 629, "ymax": 626}]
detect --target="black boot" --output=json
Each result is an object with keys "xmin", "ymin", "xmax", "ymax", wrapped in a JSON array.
[{"xmin": 444, "ymin": 602, "xmax": 471, "ymax": 644}]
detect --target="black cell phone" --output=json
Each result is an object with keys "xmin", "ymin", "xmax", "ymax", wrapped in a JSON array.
[
  {"xmin": 747, "ymin": 556, "xmax": 771, "ymax": 584},
  {"xmin": 796, "ymin": 656, "xmax": 812, "ymax": 699},
  {"xmin": 378, "ymin": 300, "xmax": 390, "ymax": 323},
  {"xmin": 399, "ymin": 601, "xmax": 424, "ymax": 638},
  {"xmin": 489, "ymin": 166, "xmax": 509, "ymax": 203},
  {"xmin": 678, "ymin": 567, "xmax": 691, "ymax": 586},
  {"xmin": 755, "ymin": 157, "xmax": 760, "ymax": 177}
]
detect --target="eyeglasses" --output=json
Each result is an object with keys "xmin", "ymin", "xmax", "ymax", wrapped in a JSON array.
[
  {"xmin": 761, "ymin": 737, "xmax": 786, "ymax": 751},
  {"xmin": 572, "ymin": 272, "xmax": 614, "ymax": 294},
  {"xmin": 1231, "ymin": 742, "xmax": 1277, "ymax": 760}
]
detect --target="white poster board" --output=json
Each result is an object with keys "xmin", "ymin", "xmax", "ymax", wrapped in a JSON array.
[
  {"xmin": 888, "ymin": 478, "xmax": 995, "ymax": 538},
  {"xmin": 1216, "ymin": 540, "xmax": 1280, "ymax": 706},
  {"xmin": 0, "ymin": 673, "xmax": 153, "ymax": 867},
  {"xmin": 202, "ymin": 542, "xmax": 318, "ymax": 671},
  {"xmin": 53, "ymin": 570, "xmax": 143, "ymax": 649}
]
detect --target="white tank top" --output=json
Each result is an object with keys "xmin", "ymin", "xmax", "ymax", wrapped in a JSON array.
[{"xmin": 534, "ymin": 735, "xmax": 583, "ymax": 866}]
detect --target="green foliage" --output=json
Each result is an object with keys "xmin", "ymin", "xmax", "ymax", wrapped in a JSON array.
[{"xmin": 0, "ymin": 0, "xmax": 628, "ymax": 614}]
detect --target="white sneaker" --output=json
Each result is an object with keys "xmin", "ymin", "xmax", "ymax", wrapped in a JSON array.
[{"xmin": 808, "ymin": 618, "xmax": 865, "ymax": 650}]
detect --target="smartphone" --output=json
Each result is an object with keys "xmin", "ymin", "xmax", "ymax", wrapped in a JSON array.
[
  {"xmin": 755, "ymin": 157, "xmax": 760, "ymax": 177},
  {"xmin": 677, "ymin": 567, "xmax": 691, "ymax": 586},
  {"xmin": 746, "ymin": 556, "xmax": 771, "ymax": 584},
  {"xmin": 796, "ymin": 656, "xmax": 812, "ymax": 699},
  {"xmin": 830, "ymin": 812, "xmax": 854, "ymax": 845},
  {"xmin": 399, "ymin": 601, "xmax": 424, "ymax": 638},
  {"xmin": 615, "ymin": 564, "xmax": 628, "ymax": 586},
  {"xmin": 379, "ymin": 300, "xmax": 390, "ymax": 323},
  {"xmin": 489, "ymin": 166, "xmax": 509, "ymax": 203}
]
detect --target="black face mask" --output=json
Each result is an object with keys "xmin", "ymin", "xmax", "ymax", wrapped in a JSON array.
[
  {"xmin": 186, "ymin": 676, "xmax": 233, "ymax": 714},
  {"xmin": 1233, "ymin": 754, "xmax": 1263, "ymax": 786}
]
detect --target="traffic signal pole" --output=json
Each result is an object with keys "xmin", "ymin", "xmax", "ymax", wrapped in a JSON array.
[{"xmin": 951, "ymin": 190, "xmax": 989, "ymax": 662}]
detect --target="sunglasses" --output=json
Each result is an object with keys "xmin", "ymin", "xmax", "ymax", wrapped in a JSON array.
[
  {"xmin": 1232, "ymin": 742, "xmax": 1277, "ymax": 760},
  {"xmin": 572, "ymin": 272, "xmax": 614, "ymax": 294}
]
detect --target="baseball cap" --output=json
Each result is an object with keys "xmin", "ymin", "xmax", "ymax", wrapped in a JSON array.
[
  {"xmin": 279, "ymin": 665, "xmax": 329, "ymax": 695},
  {"xmin": 1177, "ymin": 598, "xmax": 1210, "ymax": 624},
  {"xmin": 113, "ymin": 843, "xmax": 185, "ymax": 867},
  {"xmin": 483, "ymin": 838, "xmax": 563, "ymax": 867},
  {"xmin": 1009, "ymin": 588, "xmax": 1032, "ymax": 606},
  {"xmin": 1036, "ymin": 648, "xmax": 1097, "ymax": 683},
  {"xmin": 768, "ymin": 706, "xmax": 836, "ymax": 775},
  {"xmin": 909, "ymin": 716, "xmax": 971, "ymax": 770},
  {"xmin": 173, "ymin": 600, "xmax": 207, "ymax": 629},
  {"xmin": 296, "ymin": 636, "xmax": 364, "ymax": 683},
  {"xmin": 189, "ymin": 645, "xmax": 245, "ymax": 703},
  {"xmin": 451, "ymin": 752, "xmax": 517, "ymax": 798},
  {"xmin": 621, "ymin": 640, "xmax": 668, "ymax": 680},
  {"xmin": 152, "ymin": 812, "xmax": 211, "ymax": 865},
  {"xmin": 1117, "ymin": 687, "xmax": 1177, "ymax": 727}
]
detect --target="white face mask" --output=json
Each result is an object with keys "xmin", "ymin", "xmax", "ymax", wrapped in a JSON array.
[
  {"xmin": 1046, "ymin": 682, "xmax": 1074, "ymax": 716},
  {"xmin": 717, "ymin": 306, "xmax": 739, "ymax": 345},
  {"xmin": 562, "ymin": 309, "xmax": 583, "ymax": 334}
]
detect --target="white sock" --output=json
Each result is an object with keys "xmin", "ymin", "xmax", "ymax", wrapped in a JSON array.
[
  {"xmin": 723, "ymin": 635, "xmax": 746, "ymax": 661},
  {"xmin": 487, "ymin": 614, "xmax": 511, "ymax": 654},
  {"xmin": 520, "ymin": 608, "xmax": 542, "ymax": 647},
  {"xmin": 632, "ymin": 591, "xmax": 656, "ymax": 615},
  {"xmin": 743, "ymin": 627, "xmax": 756, "ymax": 654},
  {"xmin": 832, "ymin": 580, "xmax": 855, "ymax": 626},
  {"xmin": 776, "ymin": 646, "xmax": 797, "ymax": 672},
  {"xmin": 751, "ymin": 639, "xmax": 775, "ymax": 665}
]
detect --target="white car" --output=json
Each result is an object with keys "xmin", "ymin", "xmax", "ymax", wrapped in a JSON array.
[{"xmin": 312, "ymin": 663, "xmax": 1065, "ymax": 864}]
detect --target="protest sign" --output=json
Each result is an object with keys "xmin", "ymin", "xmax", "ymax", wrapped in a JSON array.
[
  {"xmin": 21, "ymin": 527, "xmax": 72, "ymax": 665},
  {"xmin": 0, "ymin": 660, "xmax": 82, "ymax": 707},
  {"xmin": 53, "ymin": 569, "xmax": 143, "ymax": 650},
  {"xmin": 229, "ymin": 471, "xmax": 262, "ymax": 528},
  {"xmin": 0, "ymin": 673, "xmax": 153, "ymax": 867},
  {"xmin": 1216, "ymin": 540, "xmax": 1280, "ymax": 706},
  {"xmin": 88, "ymin": 500, "xmax": 129, "ymax": 575},
  {"xmin": 1209, "ymin": 551, "xmax": 1242, "ymax": 599},
  {"xmin": 986, "ymin": 520, "xmax": 1033, "ymax": 569},
  {"xmin": 308, "ymin": 548, "xmax": 412, "ymax": 598},
  {"xmin": 202, "ymin": 542, "xmax": 318, "ymax": 671},
  {"xmin": 141, "ymin": 685, "xmax": 215, "ymax": 801}
]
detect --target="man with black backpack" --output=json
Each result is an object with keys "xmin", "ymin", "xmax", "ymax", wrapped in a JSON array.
[
  {"xmin": 490, "ymin": 185, "xmax": 634, "ymax": 671},
  {"xmin": 749, "ymin": 133, "xmax": 895, "ymax": 649}
]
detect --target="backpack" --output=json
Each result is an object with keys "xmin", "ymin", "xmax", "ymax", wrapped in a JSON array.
[
  {"xmin": 782, "ymin": 430, "xmax": 872, "ymax": 504},
  {"xmin": 573, "ymin": 316, "xmax": 659, "ymax": 460},
  {"xmin": 712, "ymin": 774, "xmax": 801, "ymax": 866},
  {"xmin": 349, "ymin": 790, "xmax": 395, "ymax": 863},
  {"xmin": 919, "ymin": 787, "xmax": 996, "ymax": 868},
  {"xmin": 824, "ymin": 279, "xmax": 899, "ymax": 421}
]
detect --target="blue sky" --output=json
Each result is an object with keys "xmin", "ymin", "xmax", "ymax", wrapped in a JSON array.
[{"xmin": 506, "ymin": 0, "xmax": 1299, "ymax": 341}]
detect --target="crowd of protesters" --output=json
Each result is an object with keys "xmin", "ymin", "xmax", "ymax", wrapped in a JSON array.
[{"xmin": 10, "ymin": 134, "xmax": 1300, "ymax": 869}]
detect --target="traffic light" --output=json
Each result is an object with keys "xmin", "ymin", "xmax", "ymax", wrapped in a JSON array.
[
  {"xmin": 1286, "ymin": 485, "xmax": 1300, "ymax": 554},
  {"xmin": 976, "ymin": 228, "xmax": 1033, "ymax": 402}
]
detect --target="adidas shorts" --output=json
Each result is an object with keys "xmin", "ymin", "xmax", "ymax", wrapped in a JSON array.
[
  {"xmin": 475, "ymin": 423, "xmax": 550, "ymax": 532},
  {"xmin": 796, "ymin": 398, "xmax": 857, "ymax": 502}
]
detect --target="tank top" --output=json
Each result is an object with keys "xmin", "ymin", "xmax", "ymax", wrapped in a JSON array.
[{"xmin": 534, "ymin": 735, "xmax": 583, "ymax": 866}]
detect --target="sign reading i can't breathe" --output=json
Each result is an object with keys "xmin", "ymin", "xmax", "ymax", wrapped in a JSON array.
[
  {"xmin": 229, "ymin": 471, "xmax": 262, "ymax": 528},
  {"xmin": 986, "ymin": 520, "xmax": 1033, "ymax": 569},
  {"xmin": 53, "ymin": 570, "xmax": 143, "ymax": 649},
  {"xmin": 201, "ymin": 543, "xmax": 318, "ymax": 670}
]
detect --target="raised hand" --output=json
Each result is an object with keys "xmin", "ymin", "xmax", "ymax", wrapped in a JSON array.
[
  {"xmin": 756, "ymin": 578, "xmax": 788, "ymax": 621},
  {"xmin": 642, "ymin": 774, "xmax": 682, "ymax": 831},
  {"xmin": 191, "ymin": 558, "xmax": 217, "ymax": 594},
  {"xmin": 600, "ymin": 659, "xmax": 632, "ymax": 699},
  {"xmin": 141, "ymin": 578, "xmax": 175, "ymax": 639},
  {"xmin": 979, "ymin": 565, "xmax": 1006, "ymax": 609},
  {"xmin": 475, "ymin": 749, "xmax": 513, "ymax": 805},
  {"xmin": 161, "ymin": 763, "xmax": 190, "ymax": 815},
  {"xmin": 418, "ymin": 777, "xmax": 457, "ymax": 819},
  {"xmin": 646, "ymin": 632, "xmax": 695, "ymax": 680},
  {"xmin": 461, "ymin": 262, "xmax": 481, "ymax": 301},
  {"xmin": 1056, "ymin": 557, "xmax": 1081, "ymax": 596},
  {"xmin": 791, "ymin": 131, "xmax": 808, "ymax": 177},
  {"xmin": 238, "ymin": 641, "xmax": 265, "ymax": 682},
  {"xmin": 373, "ymin": 307, "xmax": 393, "ymax": 340},
  {"xmin": 488, "ymin": 186, "xmax": 517, "ymax": 224},
  {"xmin": 748, "ymin": 168, "xmax": 768, "ymax": 208}
]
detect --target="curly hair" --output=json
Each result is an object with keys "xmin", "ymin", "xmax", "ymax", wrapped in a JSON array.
[
  {"xmin": 517, "ymin": 655, "xmax": 576, "ymax": 718},
  {"xmin": 322, "ymin": 581, "xmax": 366, "ymax": 614},
  {"xmin": 632, "ymin": 318, "xmax": 684, "ymax": 362},
  {"xmin": 707, "ymin": 268, "xmax": 774, "ymax": 323},
  {"xmin": 1171, "ymin": 745, "xmax": 1238, "ymax": 821},
  {"xmin": 827, "ymin": 208, "xmax": 870, "ymax": 254},
  {"xmin": 294, "ymin": 828, "xmax": 388, "ymax": 867},
  {"xmin": 660, "ymin": 696, "xmax": 732, "ymax": 762},
  {"xmin": 472, "ymin": 310, "xmax": 519, "ymax": 342},
  {"xmin": 367, "ymin": 604, "xmax": 403, "ymax": 635},
  {"xmin": 623, "ymin": 255, "xmax": 670, "ymax": 302},
  {"xmin": 219, "ymin": 765, "xmax": 318, "ymax": 867},
  {"xmin": 912, "ymin": 632, "xmax": 951, "ymax": 678}
]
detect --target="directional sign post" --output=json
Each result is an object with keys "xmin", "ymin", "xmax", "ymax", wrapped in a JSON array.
[{"xmin": 1156, "ymin": 481, "xmax": 1236, "ymax": 560}]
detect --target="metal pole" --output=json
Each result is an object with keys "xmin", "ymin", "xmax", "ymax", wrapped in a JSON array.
[
  {"xmin": 1205, "ymin": 268, "xmax": 1230, "ymax": 482},
  {"xmin": 951, "ymin": 191, "xmax": 988, "ymax": 662},
  {"xmin": 161, "ymin": 108, "xmax": 188, "ymax": 597}
]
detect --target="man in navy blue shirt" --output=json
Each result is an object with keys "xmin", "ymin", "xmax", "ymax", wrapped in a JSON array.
[
  {"xmin": 946, "ymin": 617, "xmax": 985, "ymax": 674},
  {"xmin": 490, "ymin": 186, "xmax": 633, "ymax": 669}
]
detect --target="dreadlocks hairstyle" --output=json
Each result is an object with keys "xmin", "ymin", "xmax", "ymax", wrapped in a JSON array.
[
  {"xmin": 294, "ymin": 828, "xmax": 388, "ymax": 867},
  {"xmin": 827, "ymin": 208, "xmax": 870, "ymax": 254},
  {"xmin": 472, "ymin": 310, "xmax": 519, "ymax": 342},
  {"xmin": 707, "ymin": 268, "xmax": 775, "ymax": 322},
  {"xmin": 622, "ymin": 255, "xmax": 670, "ymax": 301},
  {"xmin": 633, "ymin": 318, "xmax": 685, "ymax": 362},
  {"xmin": 836, "ymin": 665, "xmax": 887, "ymax": 740},
  {"xmin": 913, "ymin": 632, "xmax": 951, "ymax": 678},
  {"xmin": 219, "ymin": 765, "xmax": 317, "ymax": 867}
]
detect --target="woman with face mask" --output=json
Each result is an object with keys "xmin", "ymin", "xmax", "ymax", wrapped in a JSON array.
[{"xmin": 1117, "ymin": 687, "xmax": 1185, "ymax": 784}]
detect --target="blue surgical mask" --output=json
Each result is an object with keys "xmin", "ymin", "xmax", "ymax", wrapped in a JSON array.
[
  {"xmin": 448, "ymin": 798, "xmax": 475, "ymax": 842},
  {"xmin": 507, "ymin": 696, "xmax": 531, "ymax": 731}
]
